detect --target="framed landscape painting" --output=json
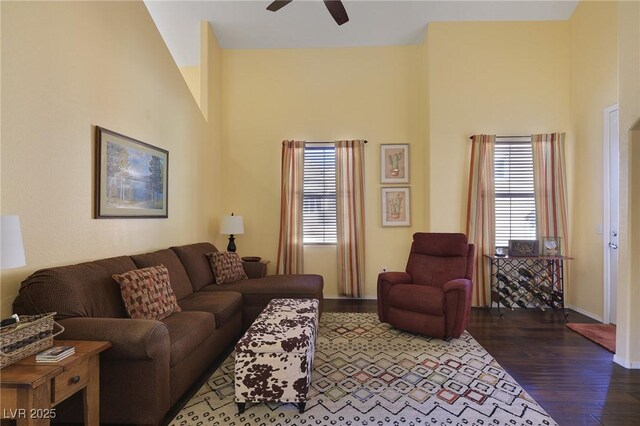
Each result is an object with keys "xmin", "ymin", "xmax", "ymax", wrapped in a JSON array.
[
  {"xmin": 380, "ymin": 144, "xmax": 409, "ymax": 183},
  {"xmin": 381, "ymin": 187, "xmax": 410, "ymax": 226},
  {"xmin": 95, "ymin": 126, "xmax": 168, "ymax": 218}
]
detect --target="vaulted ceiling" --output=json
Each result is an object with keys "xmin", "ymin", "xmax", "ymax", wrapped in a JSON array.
[{"xmin": 144, "ymin": 0, "xmax": 578, "ymax": 66}]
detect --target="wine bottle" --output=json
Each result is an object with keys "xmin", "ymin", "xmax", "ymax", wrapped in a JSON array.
[
  {"xmin": 499, "ymin": 295, "xmax": 515, "ymax": 309},
  {"xmin": 499, "ymin": 286, "xmax": 512, "ymax": 298},
  {"xmin": 518, "ymin": 267, "xmax": 535, "ymax": 281},
  {"xmin": 496, "ymin": 272, "xmax": 510, "ymax": 286}
]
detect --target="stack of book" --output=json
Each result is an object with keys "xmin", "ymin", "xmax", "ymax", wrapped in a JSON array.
[{"xmin": 36, "ymin": 345, "xmax": 75, "ymax": 362}]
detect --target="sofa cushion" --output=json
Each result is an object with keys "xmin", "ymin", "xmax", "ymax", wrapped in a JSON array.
[
  {"xmin": 178, "ymin": 291, "xmax": 242, "ymax": 328},
  {"xmin": 131, "ymin": 249, "xmax": 193, "ymax": 300},
  {"xmin": 113, "ymin": 265, "xmax": 181, "ymax": 321},
  {"xmin": 388, "ymin": 284, "xmax": 445, "ymax": 316},
  {"xmin": 207, "ymin": 252, "xmax": 247, "ymax": 284},
  {"xmin": 171, "ymin": 242, "xmax": 218, "ymax": 292},
  {"xmin": 161, "ymin": 311, "xmax": 216, "ymax": 367},
  {"xmin": 17, "ymin": 256, "xmax": 137, "ymax": 320}
]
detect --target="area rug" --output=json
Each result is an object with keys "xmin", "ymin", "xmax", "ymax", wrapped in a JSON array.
[
  {"xmin": 566, "ymin": 322, "xmax": 616, "ymax": 353},
  {"xmin": 170, "ymin": 313, "xmax": 556, "ymax": 426}
]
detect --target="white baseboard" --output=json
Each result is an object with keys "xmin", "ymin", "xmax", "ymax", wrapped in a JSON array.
[
  {"xmin": 613, "ymin": 355, "xmax": 640, "ymax": 369},
  {"xmin": 566, "ymin": 304, "xmax": 603, "ymax": 322}
]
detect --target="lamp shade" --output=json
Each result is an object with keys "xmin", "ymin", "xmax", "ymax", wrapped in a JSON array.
[
  {"xmin": 1, "ymin": 215, "xmax": 26, "ymax": 269},
  {"xmin": 220, "ymin": 215, "xmax": 244, "ymax": 235}
]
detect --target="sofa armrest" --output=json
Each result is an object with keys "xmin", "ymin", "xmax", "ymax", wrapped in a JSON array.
[
  {"xmin": 243, "ymin": 261, "xmax": 267, "ymax": 279},
  {"xmin": 58, "ymin": 317, "xmax": 169, "ymax": 361}
]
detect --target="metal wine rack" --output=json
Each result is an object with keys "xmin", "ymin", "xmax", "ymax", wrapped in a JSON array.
[{"xmin": 484, "ymin": 254, "xmax": 572, "ymax": 320}]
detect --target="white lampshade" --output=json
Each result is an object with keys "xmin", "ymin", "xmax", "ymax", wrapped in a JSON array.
[
  {"xmin": 1, "ymin": 215, "xmax": 26, "ymax": 269},
  {"xmin": 220, "ymin": 215, "xmax": 244, "ymax": 235}
]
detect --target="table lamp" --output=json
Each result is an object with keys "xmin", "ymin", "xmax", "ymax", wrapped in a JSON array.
[
  {"xmin": 220, "ymin": 213, "xmax": 244, "ymax": 252},
  {"xmin": 1, "ymin": 215, "xmax": 26, "ymax": 270}
]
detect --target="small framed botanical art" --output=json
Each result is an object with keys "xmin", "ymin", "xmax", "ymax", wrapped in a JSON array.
[
  {"xmin": 508, "ymin": 240, "xmax": 539, "ymax": 257},
  {"xmin": 542, "ymin": 237, "xmax": 562, "ymax": 256},
  {"xmin": 95, "ymin": 126, "xmax": 169, "ymax": 218},
  {"xmin": 381, "ymin": 187, "xmax": 410, "ymax": 227},
  {"xmin": 380, "ymin": 144, "xmax": 409, "ymax": 183}
]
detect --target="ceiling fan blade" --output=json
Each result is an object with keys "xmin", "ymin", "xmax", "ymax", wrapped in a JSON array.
[
  {"xmin": 323, "ymin": 0, "xmax": 349, "ymax": 25},
  {"xmin": 267, "ymin": 0, "xmax": 293, "ymax": 12}
]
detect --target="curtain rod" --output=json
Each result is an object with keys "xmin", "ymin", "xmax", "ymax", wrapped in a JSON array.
[
  {"xmin": 305, "ymin": 140, "xmax": 368, "ymax": 144},
  {"xmin": 468, "ymin": 135, "xmax": 529, "ymax": 140}
]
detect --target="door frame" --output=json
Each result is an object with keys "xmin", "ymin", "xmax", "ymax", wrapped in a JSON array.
[{"xmin": 603, "ymin": 103, "xmax": 619, "ymax": 325}]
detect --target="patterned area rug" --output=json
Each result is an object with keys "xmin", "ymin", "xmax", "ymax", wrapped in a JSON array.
[{"xmin": 170, "ymin": 313, "xmax": 556, "ymax": 425}]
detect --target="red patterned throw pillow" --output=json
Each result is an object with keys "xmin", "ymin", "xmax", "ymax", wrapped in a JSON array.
[
  {"xmin": 207, "ymin": 252, "xmax": 248, "ymax": 285},
  {"xmin": 113, "ymin": 265, "xmax": 181, "ymax": 320}
]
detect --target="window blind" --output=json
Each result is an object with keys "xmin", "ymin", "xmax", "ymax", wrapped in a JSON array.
[
  {"xmin": 494, "ymin": 136, "xmax": 536, "ymax": 247},
  {"xmin": 303, "ymin": 144, "xmax": 337, "ymax": 244}
]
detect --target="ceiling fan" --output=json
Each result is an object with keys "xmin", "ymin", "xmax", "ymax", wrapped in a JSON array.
[{"xmin": 267, "ymin": 0, "xmax": 349, "ymax": 26}]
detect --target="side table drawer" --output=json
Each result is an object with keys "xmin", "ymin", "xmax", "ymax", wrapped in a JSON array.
[{"xmin": 52, "ymin": 357, "xmax": 89, "ymax": 404}]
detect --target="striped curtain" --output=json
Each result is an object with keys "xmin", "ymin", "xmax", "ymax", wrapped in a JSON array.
[
  {"xmin": 532, "ymin": 133, "xmax": 569, "ymax": 255},
  {"xmin": 335, "ymin": 140, "xmax": 366, "ymax": 297},
  {"xmin": 465, "ymin": 135, "xmax": 496, "ymax": 306},
  {"xmin": 276, "ymin": 140, "xmax": 305, "ymax": 274}
]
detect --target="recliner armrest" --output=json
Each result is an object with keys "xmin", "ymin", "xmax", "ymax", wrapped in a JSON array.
[
  {"xmin": 377, "ymin": 272, "xmax": 412, "ymax": 322},
  {"xmin": 58, "ymin": 317, "xmax": 169, "ymax": 361},
  {"xmin": 443, "ymin": 278, "xmax": 472, "ymax": 293},
  {"xmin": 442, "ymin": 278, "xmax": 473, "ymax": 338},
  {"xmin": 377, "ymin": 271, "xmax": 412, "ymax": 285}
]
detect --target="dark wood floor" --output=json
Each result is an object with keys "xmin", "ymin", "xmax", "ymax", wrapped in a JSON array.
[{"xmin": 324, "ymin": 299, "xmax": 640, "ymax": 426}]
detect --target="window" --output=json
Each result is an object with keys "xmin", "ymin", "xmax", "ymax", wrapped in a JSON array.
[
  {"xmin": 494, "ymin": 136, "xmax": 536, "ymax": 247},
  {"xmin": 303, "ymin": 144, "xmax": 336, "ymax": 244}
]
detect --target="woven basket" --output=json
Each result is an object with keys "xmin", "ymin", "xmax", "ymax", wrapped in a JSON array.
[{"xmin": 0, "ymin": 313, "xmax": 64, "ymax": 368}]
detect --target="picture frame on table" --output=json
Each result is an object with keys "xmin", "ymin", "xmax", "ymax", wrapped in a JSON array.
[
  {"xmin": 508, "ymin": 240, "xmax": 539, "ymax": 257},
  {"xmin": 381, "ymin": 187, "xmax": 410, "ymax": 227},
  {"xmin": 95, "ymin": 126, "xmax": 168, "ymax": 218},
  {"xmin": 541, "ymin": 236, "xmax": 562, "ymax": 256},
  {"xmin": 380, "ymin": 144, "xmax": 409, "ymax": 183}
]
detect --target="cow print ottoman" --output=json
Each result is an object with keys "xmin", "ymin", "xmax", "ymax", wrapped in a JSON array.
[{"xmin": 234, "ymin": 298, "xmax": 319, "ymax": 414}]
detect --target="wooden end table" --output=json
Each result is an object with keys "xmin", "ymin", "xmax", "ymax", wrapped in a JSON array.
[{"xmin": 1, "ymin": 340, "xmax": 110, "ymax": 426}]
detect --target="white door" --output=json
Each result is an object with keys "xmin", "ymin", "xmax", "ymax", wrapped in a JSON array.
[{"xmin": 604, "ymin": 105, "xmax": 619, "ymax": 325}]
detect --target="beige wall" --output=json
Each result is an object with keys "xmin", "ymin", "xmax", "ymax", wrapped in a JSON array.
[
  {"xmin": 202, "ymin": 22, "xmax": 226, "ymax": 250},
  {"xmin": 221, "ymin": 46, "xmax": 425, "ymax": 298},
  {"xmin": 426, "ymin": 22, "xmax": 571, "ymax": 234},
  {"xmin": 0, "ymin": 1, "xmax": 222, "ymax": 315},
  {"xmin": 179, "ymin": 65, "xmax": 201, "ymax": 110},
  {"xmin": 568, "ymin": 0, "xmax": 618, "ymax": 318},
  {"xmin": 616, "ymin": 0, "xmax": 640, "ymax": 367}
]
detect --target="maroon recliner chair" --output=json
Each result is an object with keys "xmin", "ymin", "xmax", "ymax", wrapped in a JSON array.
[{"xmin": 377, "ymin": 233, "xmax": 475, "ymax": 339}]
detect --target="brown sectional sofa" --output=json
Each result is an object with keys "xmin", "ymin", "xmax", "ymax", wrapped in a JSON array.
[{"xmin": 13, "ymin": 242, "xmax": 323, "ymax": 425}]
